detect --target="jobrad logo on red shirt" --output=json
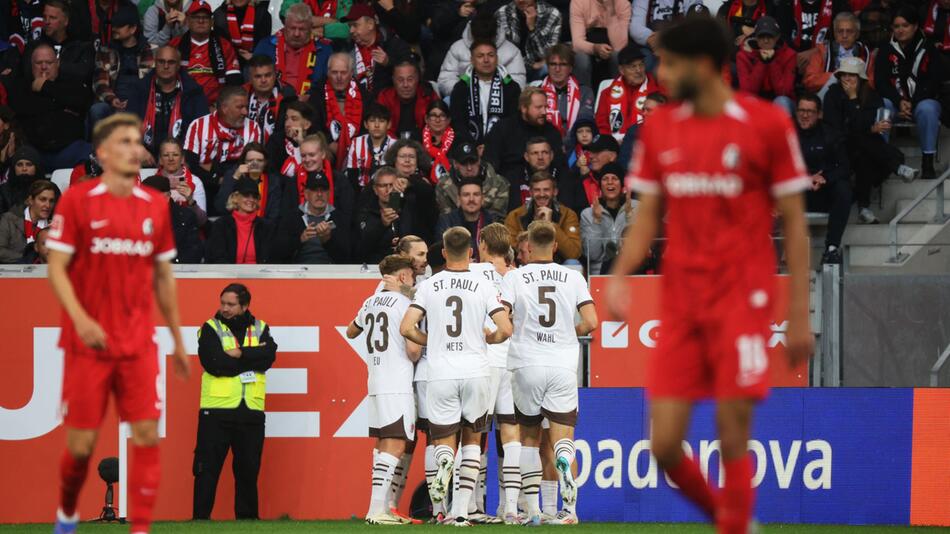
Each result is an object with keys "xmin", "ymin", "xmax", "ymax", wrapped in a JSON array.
[
  {"xmin": 89, "ymin": 237, "xmax": 154, "ymax": 256},
  {"xmin": 664, "ymin": 173, "xmax": 743, "ymax": 198}
]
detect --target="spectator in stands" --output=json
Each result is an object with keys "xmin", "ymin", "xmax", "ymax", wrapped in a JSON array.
[
  {"xmin": 24, "ymin": 227, "xmax": 51, "ymax": 264},
  {"xmin": 595, "ymin": 45, "xmax": 660, "ymax": 142},
  {"xmin": 436, "ymin": 139, "xmax": 510, "ymax": 218},
  {"xmin": 421, "ymin": 100, "xmax": 455, "ymax": 183},
  {"xmin": 268, "ymin": 100, "xmax": 320, "ymax": 175},
  {"xmin": 875, "ymin": 6, "xmax": 945, "ymax": 179},
  {"xmin": 213, "ymin": 0, "xmax": 272, "ymax": 67},
  {"xmin": 717, "ymin": 0, "xmax": 771, "ymax": 46},
  {"xmin": 504, "ymin": 171, "xmax": 581, "ymax": 261},
  {"xmin": 484, "ymin": 86, "xmax": 565, "ymax": 181},
  {"xmin": 505, "ymin": 136, "xmax": 568, "ymax": 211},
  {"xmin": 356, "ymin": 166, "xmax": 406, "ymax": 263},
  {"xmin": 172, "ymin": 0, "xmax": 243, "ymax": 104},
  {"xmin": 89, "ymin": 6, "xmax": 156, "ymax": 134},
  {"xmin": 206, "ymin": 175, "xmax": 276, "ymax": 263},
  {"xmin": 155, "ymin": 138, "xmax": 208, "ymax": 222},
  {"xmin": 860, "ymin": 5, "xmax": 891, "ymax": 47},
  {"xmin": 737, "ymin": 16, "xmax": 796, "ymax": 115},
  {"xmin": 144, "ymin": 0, "xmax": 191, "ymax": 47},
  {"xmin": 435, "ymin": 179, "xmax": 502, "ymax": 256},
  {"xmin": 539, "ymin": 44, "xmax": 595, "ymax": 146},
  {"xmin": 254, "ymin": 4, "xmax": 332, "ymax": 97},
  {"xmin": 9, "ymin": 44, "xmax": 92, "ymax": 170},
  {"xmin": 184, "ymin": 85, "xmax": 263, "ymax": 213},
  {"xmin": 496, "ymin": 0, "xmax": 562, "ymax": 80},
  {"xmin": 3, "ymin": 0, "xmax": 42, "ymax": 52},
  {"xmin": 438, "ymin": 10, "xmax": 527, "ymax": 97},
  {"xmin": 562, "ymin": 133, "xmax": 618, "ymax": 216},
  {"xmin": 629, "ymin": 0, "xmax": 701, "ymax": 71},
  {"xmin": 617, "ymin": 91, "xmax": 664, "ymax": 170},
  {"xmin": 0, "ymin": 145, "xmax": 42, "ymax": 216},
  {"xmin": 245, "ymin": 55, "xmax": 293, "ymax": 142},
  {"xmin": 0, "ymin": 179, "xmax": 55, "ymax": 264},
  {"xmin": 311, "ymin": 52, "xmax": 368, "ymax": 167},
  {"xmin": 378, "ymin": 139, "xmax": 438, "ymax": 240},
  {"xmin": 567, "ymin": 116, "xmax": 597, "ymax": 169},
  {"xmin": 72, "ymin": 0, "xmax": 134, "ymax": 46},
  {"xmin": 777, "ymin": 0, "xmax": 851, "ymax": 72},
  {"xmin": 922, "ymin": 0, "xmax": 950, "ymax": 53},
  {"xmin": 580, "ymin": 162, "xmax": 633, "ymax": 274},
  {"xmin": 824, "ymin": 57, "xmax": 917, "ymax": 224},
  {"xmin": 275, "ymin": 173, "xmax": 350, "ymax": 263},
  {"xmin": 569, "ymin": 0, "xmax": 631, "ymax": 87},
  {"xmin": 217, "ymin": 142, "xmax": 281, "ymax": 221},
  {"xmin": 279, "ymin": 133, "xmax": 338, "ymax": 218},
  {"xmin": 141, "ymin": 175, "xmax": 205, "ymax": 263},
  {"xmin": 342, "ymin": 1, "xmax": 410, "ymax": 95},
  {"xmin": 449, "ymin": 40, "xmax": 522, "ymax": 146},
  {"xmin": 373, "ymin": 0, "xmax": 423, "ymax": 46},
  {"xmin": 20, "ymin": 0, "xmax": 95, "ymax": 84},
  {"xmin": 131, "ymin": 46, "xmax": 210, "ymax": 162},
  {"xmin": 343, "ymin": 103, "xmax": 395, "ymax": 189},
  {"xmin": 298, "ymin": 0, "xmax": 352, "ymax": 43},
  {"xmin": 794, "ymin": 94, "xmax": 851, "ymax": 265},
  {"xmin": 426, "ymin": 0, "xmax": 485, "ymax": 82},
  {"xmin": 0, "ymin": 106, "xmax": 25, "ymax": 180},
  {"xmin": 803, "ymin": 12, "xmax": 874, "ymax": 97},
  {"xmin": 376, "ymin": 59, "xmax": 437, "ymax": 142}
]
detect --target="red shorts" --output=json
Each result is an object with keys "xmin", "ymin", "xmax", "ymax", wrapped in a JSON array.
[
  {"xmin": 61, "ymin": 350, "xmax": 162, "ymax": 429},
  {"xmin": 647, "ymin": 292, "xmax": 772, "ymax": 401}
]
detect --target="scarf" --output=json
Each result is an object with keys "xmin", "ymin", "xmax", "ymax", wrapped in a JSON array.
[
  {"xmin": 924, "ymin": 0, "xmax": 950, "ymax": 50},
  {"xmin": 354, "ymin": 35, "xmax": 381, "ymax": 93},
  {"xmin": 422, "ymin": 126, "xmax": 454, "ymax": 184},
  {"xmin": 792, "ymin": 0, "xmax": 833, "ymax": 49},
  {"xmin": 226, "ymin": 3, "xmax": 256, "ymax": 52},
  {"xmin": 282, "ymin": 156, "xmax": 335, "ymax": 204},
  {"xmin": 306, "ymin": 0, "xmax": 336, "ymax": 18},
  {"xmin": 158, "ymin": 166, "xmax": 197, "ymax": 206},
  {"xmin": 89, "ymin": 0, "xmax": 116, "ymax": 46},
  {"xmin": 178, "ymin": 33, "xmax": 228, "ymax": 83},
  {"xmin": 245, "ymin": 84, "xmax": 282, "ymax": 140},
  {"xmin": 465, "ymin": 66, "xmax": 506, "ymax": 143},
  {"xmin": 23, "ymin": 206, "xmax": 46, "ymax": 244},
  {"xmin": 142, "ymin": 78, "xmax": 183, "ymax": 149},
  {"xmin": 209, "ymin": 112, "xmax": 249, "ymax": 161},
  {"xmin": 346, "ymin": 134, "xmax": 393, "ymax": 186},
  {"xmin": 604, "ymin": 75, "xmax": 652, "ymax": 135},
  {"xmin": 541, "ymin": 75, "xmax": 581, "ymax": 137},
  {"xmin": 823, "ymin": 41, "xmax": 871, "ymax": 71},
  {"xmin": 275, "ymin": 30, "xmax": 318, "ymax": 95},
  {"xmin": 727, "ymin": 0, "xmax": 767, "ymax": 22},
  {"xmin": 378, "ymin": 85, "xmax": 431, "ymax": 138},
  {"xmin": 325, "ymin": 79, "xmax": 363, "ymax": 164},
  {"xmin": 233, "ymin": 210, "xmax": 258, "ymax": 264},
  {"xmin": 887, "ymin": 35, "xmax": 928, "ymax": 100},
  {"xmin": 255, "ymin": 173, "xmax": 270, "ymax": 217}
]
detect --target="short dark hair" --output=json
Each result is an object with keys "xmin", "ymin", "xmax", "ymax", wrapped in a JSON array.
[
  {"xmin": 657, "ymin": 16, "xmax": 733, "ymax": 70},
  {"xmin": 363, "ymin": 102, "xmax": 392, "ymax": 123},
  {"xmin": 247, "ymin": 54, "xmax": 275, "ymax": 70},
  {"xmin": 894, "ymin": 5, "xmax": 920, "ymax": 26},
  {"xmin": 646, "ymin": 92, "xmax": 668, "ymax": 105},
  {"xmin": 470, "ymin": 38, "xmax": 497, "ymax": 54},
  {"xmin": 426, "ymin": 99, "xmax": 450, "ymax": 116},
  {"xmin": 545, "ymin": 43, "xmax": 574, "ymax": 66},
  {"xmin": 458, "ymin": 178, "xmax": 483, "ymax": 192},
  {"xmin": 241, "ymin": 142, "xmax": 267, "ymax": 162},
  {"xmin": 525, "ymin": 136, "xmax": 552, "ymax": 152},
  {"xmin": 43, "ymin": 0, "xmax": 70, "ymax": 15},
  {"xmin": 218, "ymin": 85, "xmax": 248, "ymax": 106},
  {"xmin": 221, "ymin": 283, "xmax": 251, "ymax": 306},
  {"xmin": 797, "ymin": 93, "xmax": 822, "ymax": 111},
  {"xmin": 284, "ymin": 100, "xmax": 317, "ymax": 127},
  {"xmin": 379, "ymin": 254, "xmax": 413, "ymax": 275},
  {"xmin": 443, "ymin": 227, "xmax": 472, "ymax": 259}
]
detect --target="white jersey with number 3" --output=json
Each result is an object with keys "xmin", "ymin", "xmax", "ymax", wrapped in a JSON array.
[
  {"xmin": 500, "ymin": 262, "xmax": 593, "ymax": 371},
  {"xmin": 411, "ymin": 268, "xmax": 504, "ymax": 381},
  {"xmin": 354, "ymin": 291, "xmax": 414, "ymax": 395}
]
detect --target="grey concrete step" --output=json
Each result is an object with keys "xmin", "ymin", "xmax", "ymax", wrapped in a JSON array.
[
  {"xmin": 895, "ymin": 198, "xmax": 950, "ymax": 223},
  {"xmin": 843, "ymin": 222, "xmax": 929, "ymax": 246}
]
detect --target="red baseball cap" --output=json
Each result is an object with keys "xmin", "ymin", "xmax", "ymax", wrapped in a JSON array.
[
  {"xmin": 341, "ymin": 2, "xmax": 376, "ymax": 22},
  {"xmin": 187, "ymin": 1, "xmax": 212, "ymax": 16}
]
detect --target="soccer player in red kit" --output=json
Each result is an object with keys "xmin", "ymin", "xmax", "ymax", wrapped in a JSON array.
[
  {"xmin": 46, "ymin": 113, "xmax": 190, "ymax": 534},
  {"xmin": 606, "ymin": 17, "xmax": 814, "ymax": 534}
]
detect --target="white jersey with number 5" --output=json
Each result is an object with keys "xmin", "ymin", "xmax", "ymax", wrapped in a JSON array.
[
  {"xmin": 500, "ymin": 262, "xmax": 593, "ymax": 371},
  {"xmin": 354, "ymin": 290, "xmax": 414, "ymax": 395},
  {"xmin": 411, "ymin": 268, "xmax": 504, "ymax": 381}
]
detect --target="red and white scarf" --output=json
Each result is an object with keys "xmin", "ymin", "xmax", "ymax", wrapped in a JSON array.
[
  {"xmin": 23, "ymin": 207, "xmax": 47, "ymax": 244},
  {"xmin": 354, "ymin": 37, "xmax": 381, "ymax": 93},
  {"xmin": 275, "ymin": 29, "xmax": 318, "ymax": 94},
  {"xmin": 89, "ymin": 0, "xmax": 117, "ymax": 46},
  {"xmin": 792, "ymin": 0, "xmax": 834, "ymax": 49},
  {"xmin": 727, "ymin": 0, "xmax": 767, "ymax": 23},
  {"xmin": 158, "ymin": 166, "xmax": 197, "ymax": 206},
  {"xmin": 541, "ymin": 75, "xmax": 581, "ymax": 137},
  {"xmin": 924, "ymin": 0, "xmax": 950, "ymax": 49},
  {"xmin": 325, "ymin": 79, "xmax": 363, "ymax": 164},
  {"xmin": 422, "ymin": 126, "xmax": 454, "ymax": 184},
  {"xmin": 601, "ymin": 75, "xmax": 654, "ymax": 137},
  {"xmin": 209, "ymin": 112, "xmax": 249, "ymax": 161},
  {"xmin": 345, "ymin": 134, "xmax": 394, "ymax": 186},
  {"xmin": 142, "ymin": 78, "xmax": 183, "ymax": 149},
  {"xmin": 306, "ymin": 0, "xmax": 336, "ymax": 18},
  {"xmin": 226, "ymin": 3, "xmax": 256, "ymax": 52},
  {"xmin": 282, "ymin": 156, "xmax": 335, "ymax": 204}
]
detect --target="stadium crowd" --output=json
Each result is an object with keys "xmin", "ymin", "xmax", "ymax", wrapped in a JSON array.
[{"xmin": 0, "ymin": 0, "xmax": 948, "ymax": 268}]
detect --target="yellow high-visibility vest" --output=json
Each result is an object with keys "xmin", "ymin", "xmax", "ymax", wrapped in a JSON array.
[{"xmin": 199, "ymin": 318, "xmax": 267, "ymax": 411}]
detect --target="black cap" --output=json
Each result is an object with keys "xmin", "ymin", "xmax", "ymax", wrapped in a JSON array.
[
  {"xmin": 112, "ymin": 5, "xmax": 140, "ymax": 27},
  {"xmin": 449, "ymin": 140, "xmax": 479, "ymax": 164},
  {"xmin": 617, "ymin": 44, "xmax": 645, "ymax": 66},
  {"xmin": 596, "ymin": 161, "xmax": 625, "ymax": 181},
  {"xmin": 754, "ymin": 16, "xmax": 781, "ymax": 37},
  {"xmin": 589, "ymin": 134, "xmax": 620, "ymax": 154},
  {"xmin": 234, "ymin": 176, "xmax": 262, "ymax": 197},
  {"xmin": 142, "ymin": 175, "xmax": 171, "ymax": 193},
  {"xmin": 305, "ymin": 173, "xmax": 331, "ymax": 191}
]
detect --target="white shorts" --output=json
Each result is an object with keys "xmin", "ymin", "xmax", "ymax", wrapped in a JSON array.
[
  {"xmin": 414, "ymin": 380, "xmax": 429, "ymax": 429},
  {"xmin": 368, "ymin": 393, "xmax": 416, "ymax": 441},
  {"xmin": 512, "ymin": 366, "xmax": 578, "ymax": 427},
  {"xmin": 426, "ymin": 377, "xmax": 491, "ymax": 439},
  {"xmin": 488, "ymin": 367, "xmax": 516, "ymax": 424}
]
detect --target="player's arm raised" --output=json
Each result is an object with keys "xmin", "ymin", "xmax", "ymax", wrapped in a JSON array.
[
  {"xmin": 775, "ymin": 193, "xmax": 815, "ymax": 368},
  {"xmin": 606, "ymin": 192, "xmax": 662, "ymax": 318},
  {"xmin": 400, "ymin": 306, "xmax": 428, "ymax": 346},
  {"xmin": 48, "ymin": 250, "xmax": 107, "ymax": 350},
  {"xmin": 575, "ymin": 302, "xmax": 599, "ymax": 337},
  {"xmin": 154, "ymin": 260, "xmax": 190, "ymax": 378}
]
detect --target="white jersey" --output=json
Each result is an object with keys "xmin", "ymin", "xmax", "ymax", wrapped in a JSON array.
[
  {"xmin": 500, "ymin": 262, "xmax": 594, "ymax": 371},
  {"xmin": 469, "ymin": 262, "xmax": 511, "ymax": 368},
  {"xmin": 411, "ymin": 268, "xmax": 504, "ymax": 381},
  {"xmin": 354, "ymin": 291, "xmax": 414, "ymax": 395}
]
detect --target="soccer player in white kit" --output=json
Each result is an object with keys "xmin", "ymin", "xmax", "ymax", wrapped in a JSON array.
[
  {"xmin": 400, "ymin": 227, "xmax": 513, "ymax": 527},
  {"xmin": 500, "ymin": 221, "xmax": 599, "ymax": 525},
  {"xmin": 347, "ymin": 255, "xmax": 422, "ymax": 525}
]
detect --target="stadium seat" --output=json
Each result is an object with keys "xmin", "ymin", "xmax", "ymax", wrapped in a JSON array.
[
  {"xmin": 593, "ymin": 79, "xmax": 612, "ymax": 114},
  {"xmin": 140, "ymin": 168, "xmax": 158, "ymax": 180},
  {"xmin": 50, "ymin": 168, "xmax": 72, "ymax": 194}
]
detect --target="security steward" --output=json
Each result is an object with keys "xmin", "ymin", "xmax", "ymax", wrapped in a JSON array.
[{"xmin": 193, "ymin": 283, "xmax": 277, "ymax": 520}]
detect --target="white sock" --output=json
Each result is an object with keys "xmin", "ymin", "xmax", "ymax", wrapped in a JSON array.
[
  {"xmin": 541, "ymin": 480, "xmax": 558, "ymax": 516},
  {"xmin": 388, "ymin": 453, "xmax": 412, "ymax": 511},
  {"xmin": 553, "ymin": 438, "xmax": 575, "ymax": 467},
  {"xmin": 564, "ymin": 487, "xmax": 578, "ymax": 515},
  {"xmin": 519, "ymin": 446, "xmax": 542, "ymax": 518},
  {"xmin": 496, "ymin": 458, "xmax": 505, "ymax": 517},
  {"xmin": 470, "ymin": 452, "xmax": 487, "ymax": 514},
  {"xmin": 451, "ymin": 447, "xmax": 462, "ymax": 505},
  {"xmin": 451, "ymin": 445, "xmax": 481, "ymax": 520},
  {"xmin": 424, "ymin": 445, "xmax": 444, "ymax": 516},
  {"xmin": 502, "ymin": 441, "xmax": 522, "ymax": 516},
  {"xmin": 368, "ymin": 452, "xmax": 399, "ymax": 518}
]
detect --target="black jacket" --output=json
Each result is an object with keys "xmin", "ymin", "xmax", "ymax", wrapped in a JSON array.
[
  {"xmin": 21, "ymin": 35, "xmax": 95, "ymax": 84},
  {"xmin": 822, "ymin": 81, "xmax": 883, "ymax": 137},
  {"xmin": 483, "ymin": 115, "xmax": 567, "ymax": 183},
  {"xmin": 449, "ymin": 74, "xmax": 521, "ymax": 145},
  {"xmin": 434, "ymin": 208, "xmax": 501, "ymax": 250},
  {"xmin": 374, "ymin": 0, "xmax": 423, "ymax": 44},
  {"xmin": 357, "ymin": 175, "xmax": 437, "ymax": 263},
  {"xmin": 8, "ymin": 76, "xmax": 92, "ymax": 153},
  {"xmin": 874, "ymin": 32, "xmax": 945, "ymax": 105},
  {"xmin": 273, "ymin": 203, "xmax": 351, "ymax": 264},
  {"xmin": 205, "ymin": 212, "xmax": 276, "ymax": 264},
  {"xmin": 212, "ymin": 3, "xmax": 272, "ymax": 63},
  {"xmin": 168, "ymin": 199, "xmax": 205, "ymax": 264},
  {"xmin": 129, "ymin": 71, "xmax": 210, "ymax": 157},
  {"xmin": 506, "ymin": 162, "xmax": 569, "ymax": 212},
  {"xmin": 796, "ymin": 122, "xmax": 849, "ymax": 184},
  {"xmin": 355, "ymin": 29, "xmax": 412, "ymax": 96},
  {"xmin": 775, "ymin": 0, "xmax": 851, "ymax": 51}
]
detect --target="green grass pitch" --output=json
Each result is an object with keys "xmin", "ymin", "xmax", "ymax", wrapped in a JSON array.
[{"xmin": 2, "ymin": 522, "xmax": 950, "ymax": 533}]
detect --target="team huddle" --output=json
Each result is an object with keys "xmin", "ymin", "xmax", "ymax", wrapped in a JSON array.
[{"xmin": 347, "ymin": 220, "xmax": 598, "ymax": 526}]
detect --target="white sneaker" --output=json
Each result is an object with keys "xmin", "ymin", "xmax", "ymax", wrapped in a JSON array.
[
  {"xmin": 441, "ymin": 516, "xmax": 472, "ymax": 527},
  {"xmin": 555, "ymin": 457, "xmax": 577, "ymax": 505},
  {"xmin": 548, "ymin": 510, "xmax": 579, "ymax": 525},
  {"xmin": 521, "ymin": 514, "xmax": 543, "ymax": 527},
  {"xmin": 503, "ymin": 512, "xmax": 520, "ymax": 525},
  {"xmin": 897, "ymin": 164, "xmax": 921, "ymax": 183},
  {"xmin": 429, "ymin": 455, "xmax": 454, "ymax": 504},
  {"xmin": 858, "ymin": 207, "xmax": 880, "ymax": 224},
  {"xmin": 365, "ymin": 512, "xmax": 405, "ymax": 525}
]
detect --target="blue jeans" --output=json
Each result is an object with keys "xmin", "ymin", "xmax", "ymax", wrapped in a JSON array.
[
  {"xmin": 86, "ymin": 102, "xmax": 115, "ymax": 139},
  {"xmin": 774, "ymin": 96, "xmax": 795, "ymax": 117},
  {"xmin": 41, "ymin": 140, "xmax": 92, "ymax": 171},
  {"xmin": 884, "ymin": 98, "xmax": 942, "ymax": 153},
  {"xmin": 573, "ymin": 50, "xmax": 619, "ymax": 89}
]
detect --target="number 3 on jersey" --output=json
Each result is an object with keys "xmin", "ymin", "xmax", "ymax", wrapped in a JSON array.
[
  {"xmin": 364, "ymin": 312, "xmax": 390, "ymax": 366},
  {"xmin": 446, "ymin": 296, "xmax": 463, "ymax": 337}
]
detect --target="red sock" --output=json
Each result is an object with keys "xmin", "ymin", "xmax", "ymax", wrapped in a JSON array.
[
  {"xmin": 665, "ymin": 455, "xmax": 718, "ymax": 519},
  {"xmin": 59, "ymin": 450, "xmax": 91, "ymax": 517},
  {"xmin": 128, "ymin": 445, "xmax": 161, "ymax": 533},
  {"xmin": 718, "ymin": 454, "xmax": 754, "ymax": 534}
]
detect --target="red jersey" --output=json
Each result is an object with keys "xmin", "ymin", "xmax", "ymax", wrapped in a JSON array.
[
  {"xmin": 174, "ymin": 37, "xmax": 240, "ymax": 103},
  {"xmin": 626, "ymin": 95, "xmax": 809, "ymax": 288},
  {"xmin": 46, "ymin": 179, "xmax": 177, "ymax": 358}
]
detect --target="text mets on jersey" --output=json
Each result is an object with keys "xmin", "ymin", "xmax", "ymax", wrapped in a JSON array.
[
  {"xmin": 89, "ymin": 237, "xmax": 154, "ymax": 256},
  {"xmin": 664, "ymin": 173, "xmax": 744, "ymax": 197}
]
